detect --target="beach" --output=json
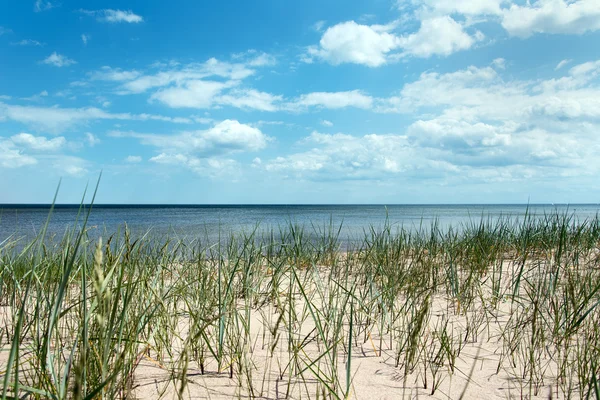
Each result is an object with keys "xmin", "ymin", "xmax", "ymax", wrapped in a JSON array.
[{"xmin": 1, "ymin": 209, "xmax": 600, "ymax": 399}]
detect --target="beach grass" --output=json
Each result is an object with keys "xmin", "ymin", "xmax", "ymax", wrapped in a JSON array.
[{"xmin": 1, "ymin": 201, "xmax": 600, "ymax": 399}]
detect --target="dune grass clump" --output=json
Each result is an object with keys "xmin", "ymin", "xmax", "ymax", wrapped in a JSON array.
[{"xmin": 1, "ymin": 202, "xmax": 600, "ymax": 399}]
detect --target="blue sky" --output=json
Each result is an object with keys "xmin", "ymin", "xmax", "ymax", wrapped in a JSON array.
[{"xmin": 1, "ymin": 0, "xmax": 600, "ymax": 204}]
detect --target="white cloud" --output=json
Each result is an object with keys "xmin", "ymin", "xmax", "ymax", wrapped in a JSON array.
[
  {"xmin": 34, "ymin": 0, "xmax": 55, "ymax": 12},
  {"xmin": 112, "ymin": 119, "xmax": 268, "ymax": 156},
  {"xmin": 84, "ymin": 132, "xmax": 100, "ymax": 147},
  {"xmin": 81, "ymin": 34, "xmax": 90, "ymax": 45},
  {"xmin": 265, "ymin": 59, "xmax": 600, "ymax": 183},
  {"xmin": 264, "ymin": 132, "xmax": 415, "ymax": 178},
  {"xmin": 10, "ymin": 133, "xmax": 65, "ymax": 151},
  {"xmin": 120, "ymin": 58, "xmax": 255, "ymax": 94},
  {"xmin": 22, "ymin": 90, "xmax": 49, "ymax": 102},
  {"xmin": 306, "ymin": 21, "xmax": 401, "ymax": 67},
  {"xmin": 398, "ymin": 61, "xmax": 600, "ymax": 172},
  {"xmin": 502, "ymin": 0, "xmax": 600, "ymax": 38},
  {"xmin": 149, "ymin": 153, "xmax": 239, "ymax": 176},
  {"xmin": 0, "ymin": 133, "xmax": 79, "ymax": 170},
  {"xmin": 0, "ymin": 132, "xmax": 92, "ymax": 174},
  {"xmin": 312, "ymin": 20, "xmax": 326, "ymax": 32},
  {"xmin": 406, "ymin": 118, "xmax": 584, "ymax": 170},
  {"xmin": 555, "ymin": 59, "xmax": 572, "ymax": 70},
  {"xmin": 0, "ymin": 102, "xmax": 192, "ymax": 132},
  {"xmin": 306, "ymin": 16, "xmax": 482, "ymax": 65},
  {"xmin": 137, "ymin": 114, "xmax": 193, "ymax": 124},
  {"xmin": 0, "ymin": 103, "xmax": 118, "ymax": 132},
  {"xmin": 149, "ymin": 78, "xmax": 282, "ymax": 111},
  {"xmin": 0, "ymin": 142, "xmax": 37, "ymax": 168},
  {"xmin": 293, "ymin": 90, "xmax": 373, "ymax": 109},
  {"xmin": 42, "ymin": 52, "xmax": 76, "ymax": 67},
  {"xmin": 492, "ymin": 57, "xmax": 506, "ymax": 69},
  {"xmin": 103, "ymin": 9, "xmax": 143, "ymax": 23},
  {"xmin": 151, "ymin": 80, "xmax": 233, "ymax": 108},
  {"xmin": 532, "ymin": 60, "xmax": 600, "ymax": 92},
  {"xmin": 397, "ymin": 16, "xmax": 483, "ymax": 58},
  {"xmin": 86, "ymin": 57, "xmax": 283, "ymax": 112},
  {"xmin": 12, "ymin": 39, "xmax": 44, "ymax": 46},
  {"xmin": 392, "ymin": 65, "xmax": 501, "ymax": 110},
  {"xmin": 80, "ymin": 9, "xmax": 143, "ymax": 23},
  {"xmin": 321, "ymin": 120, "xmax": 334, "ymax": 127},
  {"xmin": 232, "ymin": 50, "xmax": 277, "ymax": 67},
  {"xmin": 125, "ymin": 155, "xmax": 142, "ymax": 163},
  {"xmin": 90, "ymin": 66, "xmax": 140, "ymax": 81},
  {"xmin": 52, "ymin": 156, "xmax": 89, "ymax": 176},
  {"xmin": 216, "ymin": 89, "xmax": 282, "ymax": 111}
]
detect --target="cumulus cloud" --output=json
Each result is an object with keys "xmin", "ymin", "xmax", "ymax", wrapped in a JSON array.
[
  {"xmin": 0, "ymin": 141, "xmax": 37, "ymax": 168},
  {"xmin": 305, "ymin": 17, "xmax": 482, "ymax": 65},
  {"xmin": 81, "ymin": 34, "xmax": 90, "ymax": 45},
  {"xmin": 150, "ymin": 80, "xmax": 234, "ymax": 109},
  {"xmin": 397, "ymin": 16, "xmax": 483, "ymax": 58},
  {"xmin": 306, "ymin": 21, "xmax": 401, "ymax": 67},
  {"xmin": 109, "ymin": 120, "xmax": 270, "ymax": 177},
  {"xmin": 111, "ymin": 119, "xmax": 269, "ymax": 157},
  {"xmin": 264, "ymin": 132, "xmax": 415, "ymax": 179},
  {"xmin": 399, "ymin": 61, "xmax": 600, "ymax": 172},
  {"xmin": 80, "ymin": 9, "xmax": 143, "ymax": 23},
  {"xmin": 11, "ymin": 133, "xmax": 65, "ymax": 151},
  {"xmin": 111, "ymin": 120, "xmax": 268, "ymax": 176},
  {"xmin": 0, "ymin": 133, "xmax": 80, "ymax": 171},
  {"xmin": 263, "ymin": 59, "xmax": 600, "ymax": 183},
  {"xmin": 42, "ymin": 52, "xmax": 76, "ymax": 67},
  {"xmin": 502, "ymin": 0, "xmax": 600, "ymax": 37}
]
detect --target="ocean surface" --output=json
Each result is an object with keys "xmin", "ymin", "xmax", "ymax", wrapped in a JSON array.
[{"xmin": 1, "ymin": 204, "xmax": 599, "ymax": 246}]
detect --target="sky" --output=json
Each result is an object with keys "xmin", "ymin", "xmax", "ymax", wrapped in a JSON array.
[{"xmin": 1, "ymin": 0, "xmax": 600, "ymax": 204}]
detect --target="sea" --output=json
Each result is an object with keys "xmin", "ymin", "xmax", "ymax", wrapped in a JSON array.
[{"xmin": 1, "ymin": 204, "xmax": 599, "ymax": 247}]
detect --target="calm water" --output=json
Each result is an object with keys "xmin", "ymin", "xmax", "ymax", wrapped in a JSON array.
[{"xmin": 1, "ymin": 204, "xmax": 599, "ymax": 245}]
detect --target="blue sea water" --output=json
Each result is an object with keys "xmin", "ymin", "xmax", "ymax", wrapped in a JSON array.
[{"xmin": 1, "ymin": 204, "xmax": 599, "ymax": 246}]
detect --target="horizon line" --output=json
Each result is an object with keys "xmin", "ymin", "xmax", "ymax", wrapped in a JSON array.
[{"xmin": 1, "ymin": 203, "xmax": 599, "ymax": 207}]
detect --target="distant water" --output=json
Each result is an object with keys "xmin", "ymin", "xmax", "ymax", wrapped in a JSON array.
[{"xmin": 1, "ymin": 204, "xmax": 599, "ymax": 246}]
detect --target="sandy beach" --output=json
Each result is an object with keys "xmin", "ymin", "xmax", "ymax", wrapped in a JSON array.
[{"xmin": 2, "ymin": 213, "xmax": 599, "ymax": 399}]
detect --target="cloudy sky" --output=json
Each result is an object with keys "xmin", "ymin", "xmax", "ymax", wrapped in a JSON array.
[{"xmin": 1, "ymin": 0, "xmax": 599, "ymax": 204}]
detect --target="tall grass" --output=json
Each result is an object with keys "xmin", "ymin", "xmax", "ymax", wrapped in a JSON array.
[{"xmin": 1, "ymin": 201, "xmax": 600, "ymax": 399}]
